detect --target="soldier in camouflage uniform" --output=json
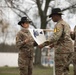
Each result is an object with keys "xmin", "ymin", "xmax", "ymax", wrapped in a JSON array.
[
  {"xmin": 16, "ymin": 17, "xmax": 37, "ymax": 75},
  {"xmin": 70, "ymin": 26, "xmax": 76, "ymax": 75},
  {"xmin": 39, "ymin": 8, "xmax": 73, "ymax": 75}
]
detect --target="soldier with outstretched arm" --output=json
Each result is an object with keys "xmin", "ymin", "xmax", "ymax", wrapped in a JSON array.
[{"xmin": 39, "ymin": 8, "xmax": 73, "ymax": 75}]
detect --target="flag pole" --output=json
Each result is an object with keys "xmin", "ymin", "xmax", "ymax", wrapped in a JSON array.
[
  {"xmin": 53, "ymin": 48, "xmax": 55, "ymax": 75},
  {"xmin": 53, "ymin": 0, "xmax": 58, "ymax": 75}
]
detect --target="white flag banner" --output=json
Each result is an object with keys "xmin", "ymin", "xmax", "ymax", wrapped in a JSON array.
[{"xmin": 28, "ymin": 29, "xmax": 46, "ymax": 45}]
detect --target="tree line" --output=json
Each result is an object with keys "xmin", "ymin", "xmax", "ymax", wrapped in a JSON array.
[{"xmin": 0, "ymin": 43, "xmax": 18, "ymax": 52}]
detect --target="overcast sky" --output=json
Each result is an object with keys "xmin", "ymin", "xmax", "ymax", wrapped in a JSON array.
[{"xmin": 0, "ymin": 0, "xmax": 76, "ymax": 44}]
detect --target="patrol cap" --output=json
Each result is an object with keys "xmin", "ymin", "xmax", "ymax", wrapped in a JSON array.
[
  {"xmin": 49, "ymin": 8, "xmax": 63, "ymax": 17},
  {"xmin": 18, "ymin": 17, "xmax": 32, "ymax": 25}
]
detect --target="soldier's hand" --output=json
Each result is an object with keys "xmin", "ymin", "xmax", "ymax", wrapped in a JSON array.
[
  {"xmin": 24, "ymin": 39, "xmax": 30, "ymax": 43},
  {"xmin": 70, "ymin": 30, "xmax": 75, "ymax": 40},
  {"xmin": 70, "ymin": 30, "xmax": 74, "ymax": 34},
  {"xmin": 49, "ymin": 44, "xmax": 54, "ymax": 48},
  {"xmin": 38, "ymin": 44, "xmax": 44, "ymax": 49}
]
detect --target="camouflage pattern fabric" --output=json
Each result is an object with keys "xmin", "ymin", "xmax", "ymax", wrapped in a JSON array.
[
  {"xmin": 43, "ymin": 19, "xmax": 73, "ymax": 75},
  {"xmin": 71, "ymin": 25, "xmax": 76, "ymax": 75},
  {"xmin": 16, "ymin": 28, "xmax": 34, "ymax": 75}
]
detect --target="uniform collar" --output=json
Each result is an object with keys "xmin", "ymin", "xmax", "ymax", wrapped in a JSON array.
[
  {"xmin": 21, "ymin": 28, "xmax": 29, "ymax": 33},
  {"xmin": 57, "ymin": 19, "xmax": 63, "ymax": 23}
]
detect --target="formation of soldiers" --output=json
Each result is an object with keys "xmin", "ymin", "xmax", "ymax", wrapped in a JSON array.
[{"xmin": 16, "ymin": 8, "xmax": 76, "ymax": 75}]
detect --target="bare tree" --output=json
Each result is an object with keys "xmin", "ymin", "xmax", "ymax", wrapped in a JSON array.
[
  {"xmin": 1, "ymin": 0, "xmax": 76, "ymax": 65},
  {"xmin": 63, "ymin": 0, "xmax": 76, "ymax": 13},
  {"xmin": 0, "ymin": 10, "xmax": 10, "ymax": 44}
]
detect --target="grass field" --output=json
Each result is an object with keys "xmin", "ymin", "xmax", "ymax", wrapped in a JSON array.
[{"xmin": 0, "ymin": 66, "xmax": 74, "ymax": 75}]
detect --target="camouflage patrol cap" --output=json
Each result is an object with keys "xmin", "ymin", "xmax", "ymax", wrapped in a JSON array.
[
  {"xmin": 49, "ymin": 8, "xmax": 63, "ymax": 17},
  {"xmin": 18, "ymin": 17, "xmax": 32, "ymax": 25}
]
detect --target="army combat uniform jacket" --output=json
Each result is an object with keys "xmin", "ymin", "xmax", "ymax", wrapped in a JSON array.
[
  {"xmin": 43, "ymin": 19, "xmax": 73, "ymax": 75},
  {"xmin": 16, "ymin": 28, "xmax": 35, "ymax": 75},
  {"xmin": 16, "ymin": 28, "xmax": 35, "ymax": 57}
]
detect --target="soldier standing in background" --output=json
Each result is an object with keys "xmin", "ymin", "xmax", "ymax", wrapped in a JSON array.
[
  {"xmin": 70, "ymin": 25, "xmax": 76, "ymax": 75},
  {"xmin": 16, "ymin": 17, "xmax": 37, "ymax": 75},
  {"xmin": 39, "ymin": 8, "xmax": 73, "ymax": 75}
]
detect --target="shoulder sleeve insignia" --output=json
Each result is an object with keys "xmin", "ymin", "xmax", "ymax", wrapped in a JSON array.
[{"xmin": 54, "ymin": 28, "xmax": 60, "ymax": 33}]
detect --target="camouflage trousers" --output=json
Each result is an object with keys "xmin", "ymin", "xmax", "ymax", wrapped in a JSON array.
[
  {"xmin": 55, "ymin": 53, "xmax": 71, "ymax": 75},
  {"xmin": 72, "ymin": 52, "xmax": 76, "ymax": 75},
  {"xmin": 18, "ymin": 57, "xmax": 33, "ymax": 75},
  {"xmin": 54, "ymin": 44, "xmax": 73, "ymax": 75}
]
